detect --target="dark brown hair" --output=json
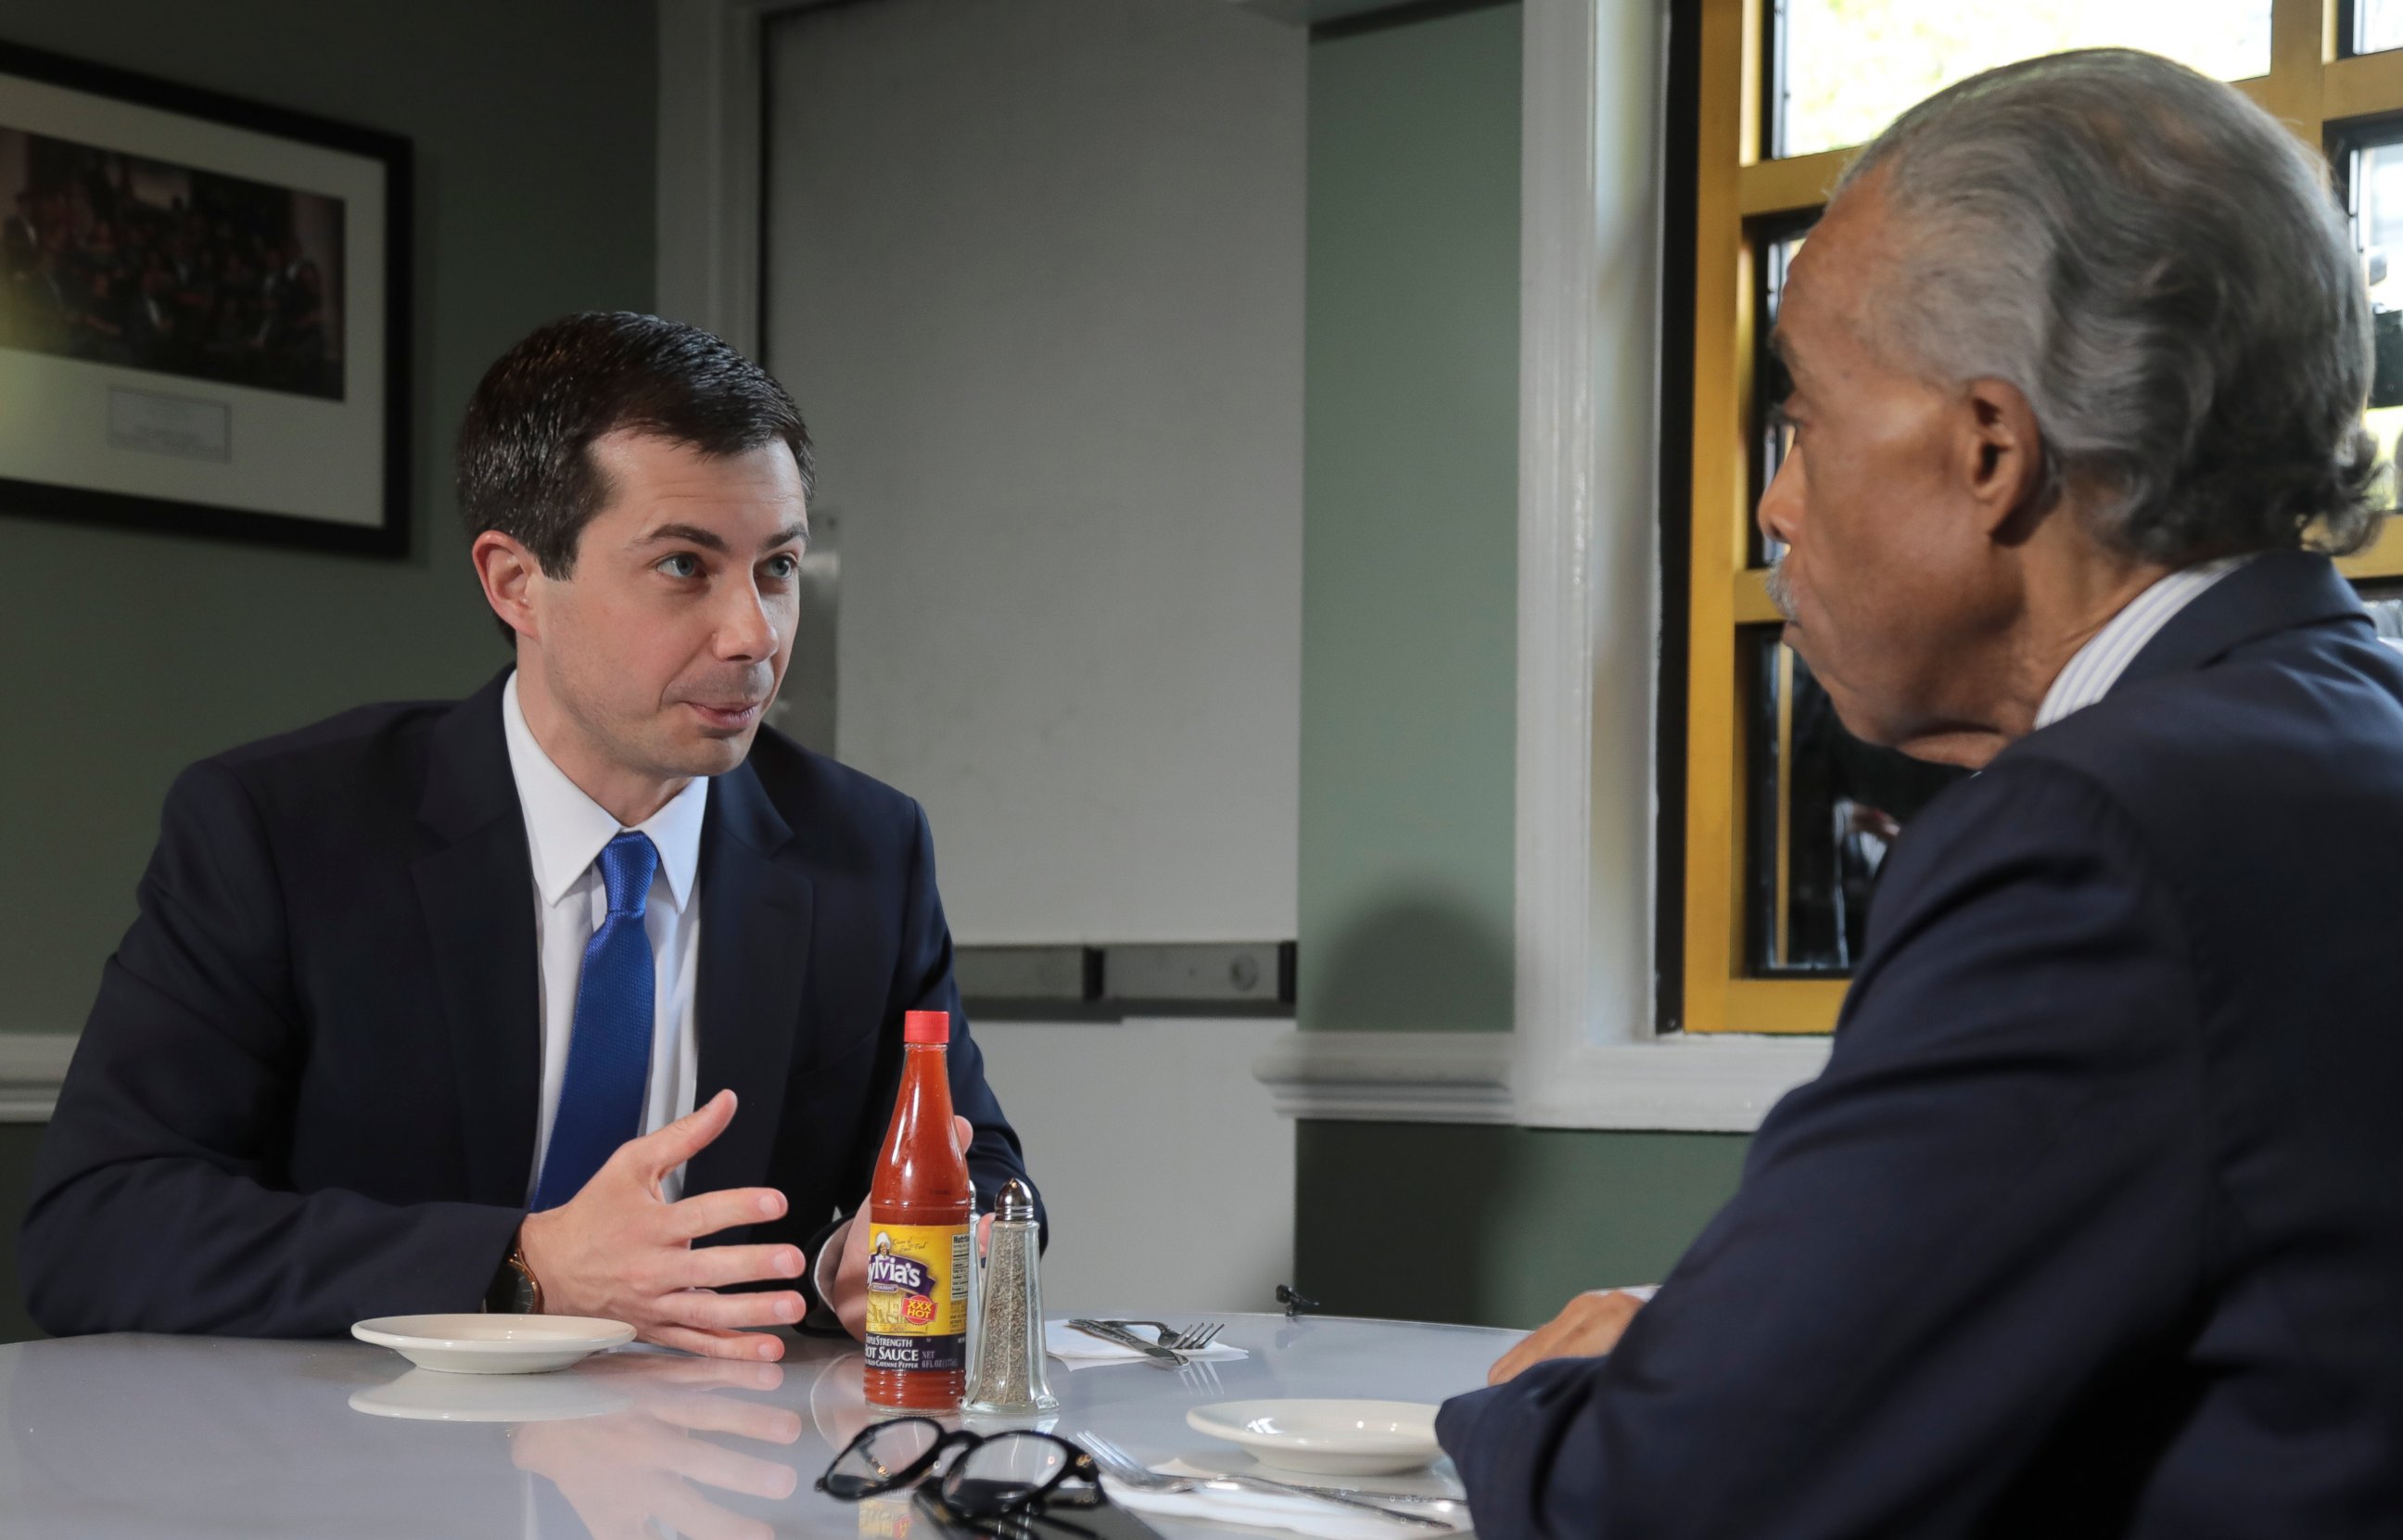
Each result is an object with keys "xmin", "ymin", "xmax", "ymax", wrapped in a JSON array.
[{"xmin": 456, "ymin": 312, "xmax": 814, "ymax": 589}]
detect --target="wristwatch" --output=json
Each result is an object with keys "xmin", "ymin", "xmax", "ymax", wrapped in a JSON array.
[{"xmin": 485, "ymin": 1232, "xmax": 543, "ymax": 1315}]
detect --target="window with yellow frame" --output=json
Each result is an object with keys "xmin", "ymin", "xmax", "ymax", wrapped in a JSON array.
[{"xmin": 1672, "ymin": 0, "xmax": 2403, "ymax": 1035}]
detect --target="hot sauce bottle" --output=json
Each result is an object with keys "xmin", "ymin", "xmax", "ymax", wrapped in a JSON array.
[{"xmin": 861, "ymin": 1009, "xmax": 973, "ymax": 1409}]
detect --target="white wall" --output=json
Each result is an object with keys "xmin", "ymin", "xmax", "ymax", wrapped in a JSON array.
[
  {"xmin": 976, "ymin": 1018, "xmax": 1295, "ymax": 1313},
  {"xmin": 756, "ymin": 0, "xmax": 1304, "ymax": 1308},
  {"xmin": 760, "ymin": 0, "xmax": 1306, "ymax": 947}
]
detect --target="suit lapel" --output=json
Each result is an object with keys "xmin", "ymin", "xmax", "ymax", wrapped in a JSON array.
[
  {"xmin": 2111, "ymin": 551, "xmax": 2371, "ymax": 697},
  {"xmin": 413, "ymin": 671, "xmax": 542, "ymax": 1205},
  {"xmin": 685, "ymin": 760, "xmax": 814, "ymax": 1198}
]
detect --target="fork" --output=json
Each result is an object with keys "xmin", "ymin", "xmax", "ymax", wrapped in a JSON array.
[
  {"xmin": 1102, "ymin": 1318, "xmax": 1225, "ymax": 1351},
  {"xmin": 1074, "ymin": 1431, "xmax": 1458, "ymax": 1531},
  {"xmin": 1064, "ymin": 1318, "xmax": 1187, "ymax": 1368}
]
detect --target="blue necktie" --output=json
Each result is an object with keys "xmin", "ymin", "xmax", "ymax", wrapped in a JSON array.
[{"xmin": 532, "ymin": 831, "xmax": 659, "ymax": 1210}]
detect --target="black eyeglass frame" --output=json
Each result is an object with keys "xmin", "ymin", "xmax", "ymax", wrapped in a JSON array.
[{"xmin": 817, "ymin": 1417, "xmax": 1103, "ymax": 1520}]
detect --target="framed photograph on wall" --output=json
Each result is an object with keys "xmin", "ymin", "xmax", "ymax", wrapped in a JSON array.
[{"xmin": 0, "ymin": 42, "xmax": 409, "ymax": 556}]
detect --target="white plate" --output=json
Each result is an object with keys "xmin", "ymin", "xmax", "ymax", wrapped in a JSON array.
[
  {"xmin": 350, "ymin": 1314, "xmax": 635, "ymax": 1375},
  {"xmin": 350, "ymin": 1367, "xmax": 630, "ymax": 1421},
  {"xmin": 1186, "ymin": 1399, "xmax": 1443, "ymax": 1476}
]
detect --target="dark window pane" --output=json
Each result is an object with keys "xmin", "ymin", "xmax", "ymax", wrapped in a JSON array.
[
  {"xmin": 1743, "ymin": 588, "xmax": 2398, "ymax": 982},
  {"xmin": 1770, "ymin": 2, "xmax": 2272, "ymax": 160},
  {"xmin": 2346, "ymin": 133, "xmax": 2403, "ymax": 505},
  {"xmin": 1743, "ymin": 626, "xmax": 1968, "ymax": 975},
  {"xmin": 1750, "ymin": 223, "xmax": 1809, "ymax": 568}
]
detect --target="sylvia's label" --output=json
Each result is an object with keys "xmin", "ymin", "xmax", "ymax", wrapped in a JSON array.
[{"xmin": 863, "ymin": 1220, "xmax": 970, "ymax": 1373}]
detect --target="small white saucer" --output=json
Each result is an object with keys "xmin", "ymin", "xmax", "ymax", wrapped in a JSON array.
[
  {"xmin": 1186, "ymin": 1399, "xmax": 1443, "ymax": 1476},
  {"xmin": 350, "ymin": 1314, "xmax": 635, "ymax": 1375},
  {"xmin": 350, "ymin": 1367, "xmax": 631, "ymax": 1421}
]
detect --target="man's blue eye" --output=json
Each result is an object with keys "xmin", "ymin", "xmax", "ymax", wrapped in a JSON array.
[
  {"xmin": 766, "ymin": 554, "xmax": 799, "ymax": 579},
  {"xmin": 659, "ymin": 554, "xmax": 700, "ymax": 579}
]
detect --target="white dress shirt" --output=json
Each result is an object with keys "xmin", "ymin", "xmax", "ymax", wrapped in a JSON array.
[
  {"xmin": 502, "ymin": 673, "xmax": 708, "ymax": 1203},
  {"xmin": 2032, "ymin": 556, "xmax": 2249, "ymax": 730}
]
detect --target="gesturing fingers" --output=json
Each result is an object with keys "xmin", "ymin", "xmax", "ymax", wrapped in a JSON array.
[
  {"xmin": 647, "ymin": 1323, "xmax": 786, "ymax": 1362},
  {"xmin": 661, "ymin": 1186, "xmax": 787, "ymax": 1243},
  {"xmin": 629, "ymin": 1089, "xmax": 740, "ymax": 1182},
  {"xmin": 671, "ymin": 1242, "xmax": 807, "ymax": 1292},
  {"xmin": 662, "ymin": 1287, "xmax": 807, "ymax": 1331}
]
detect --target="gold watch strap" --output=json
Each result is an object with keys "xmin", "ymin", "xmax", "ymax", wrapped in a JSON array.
[
  {"xmin": 487, "ymin": 1236, "xmax": 543, "ymax": 1315},
  {"xmin": 507, "ymin": 1242, "xmax": 543, "ymax": 1315}
]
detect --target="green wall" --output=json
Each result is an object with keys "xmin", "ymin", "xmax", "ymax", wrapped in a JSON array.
[
  {"xmin": 0, "ymin": 0, "xmax": 658, "ymax": 1341},
  {"xmin": 0, "ymin": 0, "xmax": 657, "ymax": 1037},
  {"xmin": 1297, "ymin": 3, "xmax": 1521, "ymax": 1035},
  {"xmin": 1297, "ymin": 1124, "xmax": 1749, "ymax": 1326},
  {"xmin": 1293, "ymin": 1, "xmax": 1746, "ymax": 1329}
]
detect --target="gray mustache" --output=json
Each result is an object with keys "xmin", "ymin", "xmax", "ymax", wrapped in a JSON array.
[{"xmin": 1762, "ymin": 560, "xmax": 1799, "ymax": 623}]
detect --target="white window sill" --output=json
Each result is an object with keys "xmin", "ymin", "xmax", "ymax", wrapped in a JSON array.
[{"xmin": 1251, "ymin": 1029, "xmax": 1830, "ymax": 1133}]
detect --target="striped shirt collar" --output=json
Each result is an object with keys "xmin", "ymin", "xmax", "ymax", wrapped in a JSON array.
[{"xmin": 2032, "ymin": 556, "xmax": 2252, "ymax": 730}]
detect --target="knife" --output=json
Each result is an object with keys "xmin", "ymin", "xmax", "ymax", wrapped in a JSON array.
[
  {"xmin": 1186, "ymin": 1475, "xmax": 1460, "ymax": 1530},
  {"xmin": 1250, "ymin": 1481, "xmax": 1466, "ymax": 1510},
  {"xmin": 1064, "ymin": 1317, "xmax": 1188, "ymax": 1368}
]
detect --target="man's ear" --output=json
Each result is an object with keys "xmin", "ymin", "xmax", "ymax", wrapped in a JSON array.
[
  {"xmin": 1962, "ymin": 376, "xmax": 2048, "ymax": 544},
  {"xmin": 470, "ymin": 530, "xmax": 542, "ymax": 641}
]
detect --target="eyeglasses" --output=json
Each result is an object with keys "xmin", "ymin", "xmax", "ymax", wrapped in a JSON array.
[{"xmin": 818, "ymin": 1418, "xmax": 1103, "ymax": 1521}]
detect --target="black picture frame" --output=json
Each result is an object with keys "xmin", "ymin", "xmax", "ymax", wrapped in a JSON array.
[{"xmin": 0, "ymin": 40, "xmax": 411, "ymax": 558}]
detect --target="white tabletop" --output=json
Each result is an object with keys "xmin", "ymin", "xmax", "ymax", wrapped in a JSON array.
[{"xmin": 0, "ymin": 1312, "xmax": 1519, "ymax": 1538}]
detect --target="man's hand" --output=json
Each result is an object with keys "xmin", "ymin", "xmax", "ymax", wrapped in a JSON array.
[
  {"xmin": 519, "ymin": 1089, "xmax": 806, "ymax": 1361},
  {"xmin": 1487, "ymin": 1289, "xmax": 1646, "ymax": 1385},
  {"xmin": 825, "ymin": 1114, "xmax": 980, "ymax": 1340}
]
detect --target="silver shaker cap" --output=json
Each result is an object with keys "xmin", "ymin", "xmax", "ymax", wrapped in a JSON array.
[{"xmin": 998, "ymin": 1177, "xmax": 1038, "ymax": 1222}]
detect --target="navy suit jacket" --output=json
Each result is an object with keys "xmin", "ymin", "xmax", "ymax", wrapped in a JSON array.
[
  {"xmin": 19, "ymin": 669, "xmax": 1034, "ymax": 1338},
  {"xmin": 1440, "ymin": 553, "xmax": 2403, "ymax": 1536}
]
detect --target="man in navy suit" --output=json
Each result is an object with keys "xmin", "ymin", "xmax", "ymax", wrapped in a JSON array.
[
  {"xmin": 19, "ymin": 312, "xmax": 1036, "ymax": 1358},
  {"xmin": 1440, "ymin": 50, "xmax": 2403, "ymax": 1534}
]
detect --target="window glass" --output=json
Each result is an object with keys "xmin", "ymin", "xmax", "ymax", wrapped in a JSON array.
[
  {"xmin": 1743, "ymin": 627, "xmax": 1967, "ymax": 975},
  {"xmin": 2351, "ymin": 133, "xmax": 2403, "ymax": 506},
  {"xmin": 1751, "ymin": 225, "xmax": 1808, "ymax": 567},
  {"xmin": 2360, "ymin": 581, "xmax": 2403, "ymax": 644},
  {"xmin": 1773, "ymin": 0, "xmax": 2274, "ymax": 160},
  {"xmin": 2358, "ymin": 0, "xmax": 2403, "ymax": 56}
]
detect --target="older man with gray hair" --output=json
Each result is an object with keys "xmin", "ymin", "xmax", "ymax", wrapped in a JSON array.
[{"xmin": 1438, "ymin": 48, "xmax": 2403, "ymax": 1536}]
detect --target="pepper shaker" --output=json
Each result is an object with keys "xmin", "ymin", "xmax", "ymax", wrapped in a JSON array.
[
  {"xmin": 962, "ymin": 1178, "xmax": 1056, "ymax": 1415},
  {"xmin": 961, "ymin": 1180, "xmax": 980, "ymax": 1378}
]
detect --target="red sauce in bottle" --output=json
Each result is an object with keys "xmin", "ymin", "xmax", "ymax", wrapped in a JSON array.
[{"xmin": 860, "ymin": 1010, "xmax": 973, "ymax": 1410}]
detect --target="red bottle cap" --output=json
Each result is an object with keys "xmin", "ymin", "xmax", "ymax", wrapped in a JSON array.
[{"xmin": 903, "ymin": 1010, "xmax": 950, "ymax": 1045}]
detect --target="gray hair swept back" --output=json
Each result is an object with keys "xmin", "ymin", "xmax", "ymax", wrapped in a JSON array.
[{"xmin": 1834, "ymin": 47, "xmax": 2383, "ymax": 562}]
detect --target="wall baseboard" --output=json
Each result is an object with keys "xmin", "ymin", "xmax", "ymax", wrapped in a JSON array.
[
  {"xmin": 0, "ymin": 1033, "xmax": 73, "ymax": 1124},
  {"xmin": 1251, "ymin": 1030, "xmax": 1517, "ymax": 1124}
]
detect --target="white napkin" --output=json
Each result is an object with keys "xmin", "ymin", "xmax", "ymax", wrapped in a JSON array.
[
  {"xmin": 1101, "ymin": 1462, "xmax": 1468, "ymax": 1540},
  {"xmin": 1044, "ymin": 1319, "xmax": 1249, "ymax": 1370}
]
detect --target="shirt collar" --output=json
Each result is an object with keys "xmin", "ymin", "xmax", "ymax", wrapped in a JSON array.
[
  {"xmin": 502, "ymin": 672, "xmax": 708, "ymax": 912},
  {"xmin": 2033, "ymin": 555, "xmax": 2252, "ymax": 731}
]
